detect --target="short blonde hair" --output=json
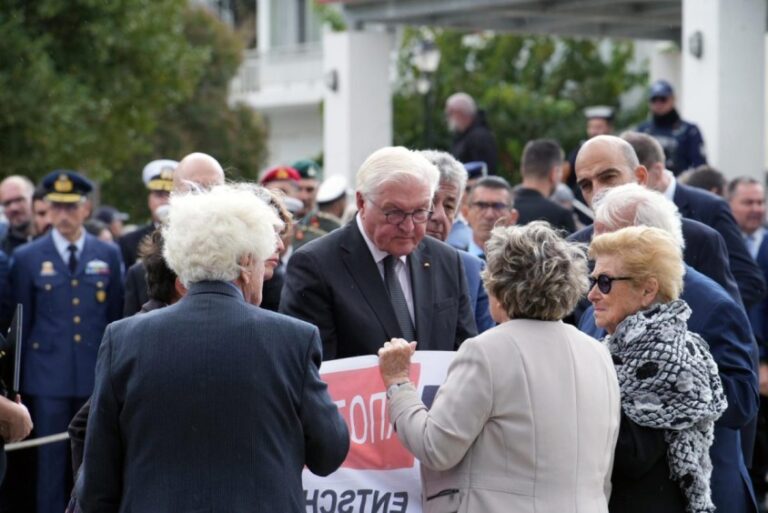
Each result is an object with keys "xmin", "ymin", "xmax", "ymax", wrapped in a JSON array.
[
  {"xmin": 589, "ymin": 226, "xmax": 684, "ymax": 303},
  {"xmin": 163, "ymin": 184, "xmax": 282, "ymax": 287},
  {"xmin": 482, "ymin": 221, "xmax": 588, "ymax": 321},
  {"xmin": 356, "ymin": 146, "xmax": 439, "ymax": 200}
]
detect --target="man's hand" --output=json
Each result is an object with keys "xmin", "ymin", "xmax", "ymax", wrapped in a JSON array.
[{"xmin": 0, "ymin": 395, "xmax": 33, "ymax": 443}]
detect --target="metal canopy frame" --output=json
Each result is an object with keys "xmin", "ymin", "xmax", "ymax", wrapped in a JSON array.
[{"xmin": 343, "ymin": 0, "xmax": 685, "ymax": 41}]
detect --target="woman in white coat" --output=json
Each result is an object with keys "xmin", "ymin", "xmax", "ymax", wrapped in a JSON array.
[{"xmin": 378, "ymin": 221, "xmax": 621, "ymax": 513}]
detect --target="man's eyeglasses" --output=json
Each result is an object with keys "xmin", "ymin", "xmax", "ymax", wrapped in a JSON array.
[
  {"xmin": 367, "ymin": 198, "xmax": 432, "ymax": 225},
  {"xmin": 471, "ymin": 201, "xmax": 510, "ymax": 212},
  {"xmin": 589, "ymin": 274, "xmax": 633, "ymax": 294}
]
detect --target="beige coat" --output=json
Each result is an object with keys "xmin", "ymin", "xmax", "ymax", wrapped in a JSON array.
[{"xmin": 389, "ymin": 319, "xmax": 621, "ymax": 513}]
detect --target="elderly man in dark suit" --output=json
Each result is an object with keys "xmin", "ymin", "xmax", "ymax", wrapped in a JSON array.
[
  {"xmin": 622, "ymin": 131, "xmax": 766, "ymax": 309},
  {"xmin": 579, "ymin": 183, "xmax": 760, "ymax": 513},
  {"xmin": 280, "ymin": 146, "xmax": 477, "ymax": 360},
  {"xmin": 79, "ymin": 184, "xmax": 348, "ymax": 512}
]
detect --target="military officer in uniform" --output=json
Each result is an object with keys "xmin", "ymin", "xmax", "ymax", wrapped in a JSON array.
[
  {"xmin": 292, "ymin": 159, "xmax": 321, "ymax": 220},
  {"xmin": 315, "ymin": 175, "xmax": 348, "ymax": 231},
  {"xmin": 7, "ymin": 171, "xmax": 123, "ymax": 513},
  {"xmin": 117, "ymin": 159, "xmax": 177, "ymax": 268}
]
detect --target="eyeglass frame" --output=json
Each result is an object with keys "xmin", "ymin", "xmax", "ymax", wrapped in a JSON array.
[
  {"xmin": 588, "ymin": 274, "xmax": 633, "ymax": 294},
  {"xmin": 365, "ymin": 196, "xmax": 433, "ymax": 225},
  {"xmin": 470, "ymin": 200, "xmax": 511, "ymax": 212}
]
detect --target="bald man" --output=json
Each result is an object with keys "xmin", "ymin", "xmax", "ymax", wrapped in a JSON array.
[
  {"xmin": 173, "ymin": 152, "xmax": 226, "ymax": 192},
  {"xmin": 0, "ymin": 176, "xmax": 35, "ymax": 254},
  {"xmin": 445, "ymin": 92, "xmax": 499, "ymax": 174},
  {"xmin": 570, "ymin": 135, "xmax": 740, "ymax": 303},
  {"xmin": 122, "ymin": 153, "xmax": 226, "ymax": 317}
]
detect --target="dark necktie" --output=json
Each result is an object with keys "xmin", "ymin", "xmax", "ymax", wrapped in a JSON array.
[
  {"xmin": 67, "ymin": 244, "xmax": 78, "ymax": 274},
  {"xmin": 383, "ymin": 255, "xmax": 415, "ymax": 341}
]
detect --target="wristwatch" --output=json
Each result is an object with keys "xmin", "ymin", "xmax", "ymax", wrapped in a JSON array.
[{"xmin": 386, "ymin": 381, "xmax": 412, "ymax": 400}]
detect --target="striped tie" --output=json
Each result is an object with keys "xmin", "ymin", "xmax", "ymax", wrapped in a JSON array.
[{"xmin": 384, "ymin": 255, "xmax": 415, "ymax": 341}]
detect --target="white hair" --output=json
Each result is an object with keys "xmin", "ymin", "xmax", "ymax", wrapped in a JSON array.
[
  {"xmin": 593, "ymin": 183, "xmax": 685, "ymax": 249},
  {"xmin": 356, "ymin": 146, "xmax": 440, "ymax": 200},
  {"xmin": 163, "ymin": 184, "xmax": 282, "ymax": 287},
  {"xmin": 446, "ymin": 92, "xmax": 477, "ymax": 115},
  {"xmin": 419, "ymin": 150, "xmax": 468, "ymax": 203}
]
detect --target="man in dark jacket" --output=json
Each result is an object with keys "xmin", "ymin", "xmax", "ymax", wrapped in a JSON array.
[
  {"xmin": 446, "ymin": 92, "xmax": 499, "ymax": 174},
  {"xmin": 79, "ymin": 184, "xmax": 348, "ymax": 512},
  {"xmin": 637, "ymin": 79, "xmax": 707, "ymax": 175}
]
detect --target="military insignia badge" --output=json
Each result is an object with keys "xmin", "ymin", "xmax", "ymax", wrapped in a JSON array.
[
  {"xmin": 96, "ymin": 290, "xmax": 107, "ymax": 303},
  {"xmin": 85, "ymin": 259, "xmax": 110, "ymax": 275},
  {"xmin": 40, "ymin": 261, "xmax": 56, "ymax": 276},
  {"xmin": 54, "ymin": 174, "xmax": 74, "ymax": 193}
]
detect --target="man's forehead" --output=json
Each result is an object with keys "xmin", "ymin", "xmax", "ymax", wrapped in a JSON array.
[{"xmin": 473, "ymin": 186, "xmax": 509, "ymax": 200}]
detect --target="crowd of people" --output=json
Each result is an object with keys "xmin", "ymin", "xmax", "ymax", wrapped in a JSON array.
[{"xmin": 0, "ymin": 79, "xmax": 764, "ymax": 513}]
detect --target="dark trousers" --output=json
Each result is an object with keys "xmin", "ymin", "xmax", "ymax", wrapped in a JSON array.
[{"xmin": 27, "ymin": 396, "xmax": 87, "ymax": 513}]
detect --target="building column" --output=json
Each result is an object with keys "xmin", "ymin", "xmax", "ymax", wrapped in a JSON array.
[
  {"xmin": 682, "ymin": 0, "xmax": 766, "ymax": 180},
  {"xmin": 323, "ymin": 30, "xmax": 394, "ymax": 184}
]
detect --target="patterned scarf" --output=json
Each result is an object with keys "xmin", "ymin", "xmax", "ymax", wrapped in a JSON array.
[{"xmin": 605, "ymin": 299, "xmax": 727, "ymax": 513}]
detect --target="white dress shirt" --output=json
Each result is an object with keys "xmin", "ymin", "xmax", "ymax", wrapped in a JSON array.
[
  {"xmin": 356, "ymin": 214, "xmax": 415, "ymax": 323},
  {"xmin": 51, "ymin": 228, "xmax": 85, "ymax": 266}
]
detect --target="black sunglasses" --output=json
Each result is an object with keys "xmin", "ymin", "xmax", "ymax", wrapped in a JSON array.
[{"xmin": 589, "ymin": 274, "xmax": 632, "ymax": 294}]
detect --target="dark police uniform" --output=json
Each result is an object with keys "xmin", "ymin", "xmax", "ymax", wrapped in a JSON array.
[{"xmin": 7, "ymin": 171, "xmax": 123, "ymax": 513}]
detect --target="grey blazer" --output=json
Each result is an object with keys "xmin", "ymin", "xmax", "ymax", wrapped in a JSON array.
[{"xmin": 389, "ymin": 319, "xmax": 621, "ymax": 513}]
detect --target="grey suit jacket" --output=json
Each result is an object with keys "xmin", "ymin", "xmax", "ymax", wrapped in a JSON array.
[
  {"xmin": 280, "ymin": 221, "xmax": 477, "ymax": 360},
  {"xmin": 389, "ymin": 320, "xmax": 621, "ymax": 513},
  {"xmin": 79, "ymin": 281, "xmax": 349, "ymax": 513}
]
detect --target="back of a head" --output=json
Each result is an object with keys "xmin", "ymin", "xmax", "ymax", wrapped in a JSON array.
[
  {"xmin": 139, "ymin": 229, "xmax": 178, "ymax": 305},
  {"xmin": 621, "ymin": 131, "xmax": 664, "ymax": 169},
  {"xmin": 174, "ymin": 152, "xmax": 226, "ymax": 193},
  {"xmin": 589, "ymin": 225, "xmax": 684, "ymax": 302},
  {"xmin": 594, "ymin": 183, "xmax": 684, "ymax": 249},
  {"xmin": 445, "ymin": 92, "xmax": 477, "ymax": 116},
  {"xmin": 483, "ymin": 221, "xmax": 588, "ymax": 321},
  {"xmin": 163, "ymin": 184, "xmax": 281, "ymax": 287},
  {"xmin": 521, "ymin": 139, "xmax": 564, "ymax": 180},
  {"xmin": 356, "ymin": 146, "xmax": 440, "ymax": 199},
  {"xmin": 419, "ymin": 149, "xmax": 468, "ymax": 199},
  {"xmin": 682, "ymin": 166, "xmax": 727, "ymax": 197}
]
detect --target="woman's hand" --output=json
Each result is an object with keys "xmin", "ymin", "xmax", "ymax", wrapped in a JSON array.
[{"xmin": 378, "ymin": 338, "xmax": 417, "ymax": 388}]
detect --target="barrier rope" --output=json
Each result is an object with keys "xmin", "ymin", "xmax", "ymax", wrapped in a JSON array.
[{"xmin": 5, "ymin": 432, "xmax": 69, "ymax": 451}]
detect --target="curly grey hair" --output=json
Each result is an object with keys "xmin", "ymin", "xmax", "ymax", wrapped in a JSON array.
[{"xmin": 482, "ymin": 221, "xmax": 589, "ymax": 321}]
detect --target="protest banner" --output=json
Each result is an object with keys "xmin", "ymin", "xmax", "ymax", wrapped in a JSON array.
[{"xmin": 302, "ymin": 351, "xmax": 456, "ymax": 513}]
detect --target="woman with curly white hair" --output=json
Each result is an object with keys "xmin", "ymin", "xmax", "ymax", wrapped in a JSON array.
[{"xmin": 378, "ymin": 221, "xmax": 621, "ymax": 513}]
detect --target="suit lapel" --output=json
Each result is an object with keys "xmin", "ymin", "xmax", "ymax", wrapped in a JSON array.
[
  {"xmin": 409, "ymin": 241, "xmax": 433, "ymax": 346},
  {"xmin": 40, "ymin": 234, "xmax": 68, "ymax": 275},
  {"xmin": 339, "ymin": 223, "xmax": 402, "ymax": 339}
]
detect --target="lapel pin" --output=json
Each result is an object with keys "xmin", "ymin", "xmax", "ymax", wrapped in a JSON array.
[{"xmin": 424, "ymin": 262, "xmax": 430, "ymax": 269}]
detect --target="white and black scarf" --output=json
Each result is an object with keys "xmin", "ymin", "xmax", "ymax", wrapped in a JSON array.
[{"xmin": 605, "ymin": 299, "xmax": 727, "ymax": 513}]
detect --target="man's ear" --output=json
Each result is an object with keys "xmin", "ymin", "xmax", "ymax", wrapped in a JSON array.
[
  {"xmin": 356, "ymin": 191, "xmax": 366, "ymax": 213},
  {"xmin": 174, "ymin": 278, "xmax": 187, "ymax": 301},
  {"xmin": 634, "ymin": 165, "xmax": 649, "ymax": 186}
]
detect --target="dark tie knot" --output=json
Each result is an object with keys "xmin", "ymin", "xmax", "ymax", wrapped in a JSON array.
[{"xmin": 67, "ymin": 244, "xmax": 77, "ymax": 253}]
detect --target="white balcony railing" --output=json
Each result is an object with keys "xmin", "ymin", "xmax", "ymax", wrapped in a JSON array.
[{"xmin": 230, "ymin": 43, "xmax": 324, "ymax": 96}]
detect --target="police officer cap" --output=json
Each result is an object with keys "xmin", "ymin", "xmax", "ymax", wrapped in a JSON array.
[
  {"xmin": 463, "ymin": 161, "xmax": 488, "ymax": 180},
  {"xmin": 316, "ymin": 175, "xmax": 348, "ymax": 204},
  {"xmin": 648, "ymin": 80, "xmax": 674, "ymax": 100},
  {"xmin": 42, "ymin": 171, "xmax": 93, "ymax": 204},
  {"xmin": 142, "ymin": 159, "xmax": 178, "ymax": 192},
  {"xmin": 292, "ymin": 159, "xmax": 322, "ymax": 181},
  {"xmin": 583, "ymin": 105, "xmax": 614, "ymax": 120},
  {"xmin": 260, "ymin": 166, "xmax": 301, "ymax": 185}
]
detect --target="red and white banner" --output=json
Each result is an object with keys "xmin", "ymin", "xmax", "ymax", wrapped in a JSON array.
[{"xmin": 303, "ymin": 351, "xmax": 456, "ymax": 513}]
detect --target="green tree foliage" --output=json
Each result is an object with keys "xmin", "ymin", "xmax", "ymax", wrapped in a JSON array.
[
  {"xmin": 0, "ymin": 0, "xmax": 201, "ymax": 182},
  {"xmin": 104, "ymin": 7, "xmax": 269, "ymax": 221},
  {"xmin": 394, "ymin": 28, "xmax": 648, "ymax": 183}
]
